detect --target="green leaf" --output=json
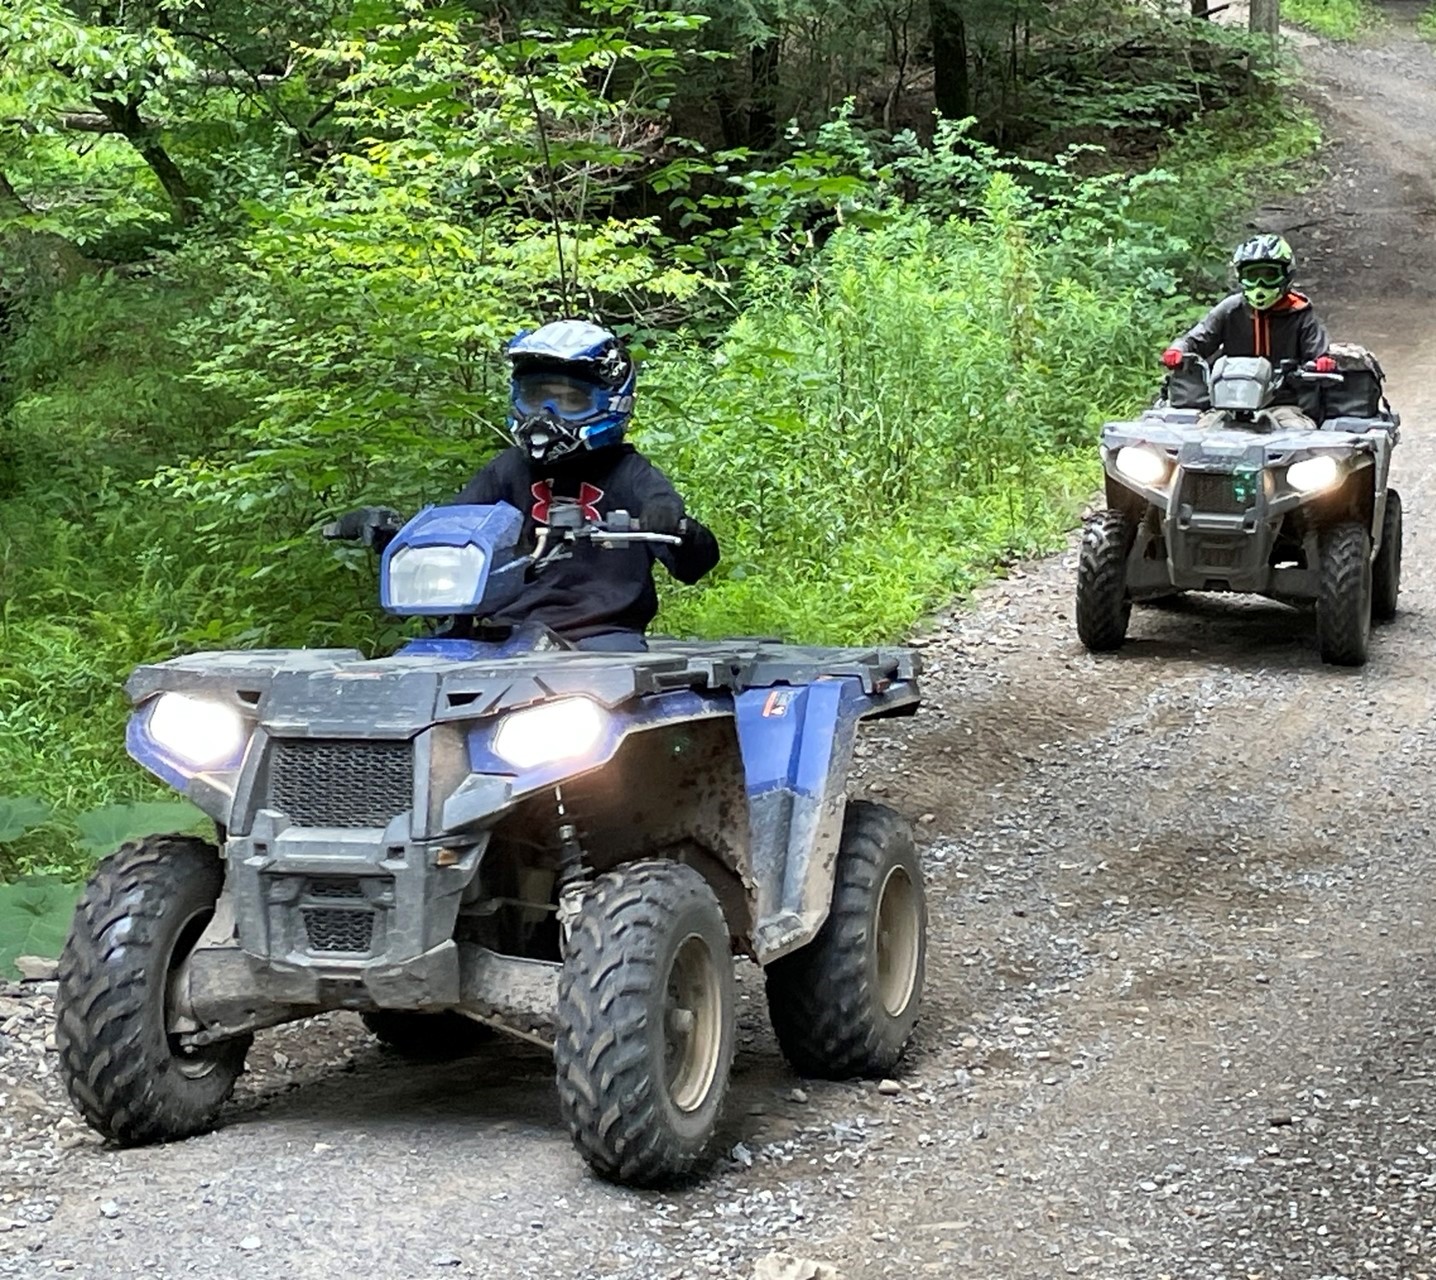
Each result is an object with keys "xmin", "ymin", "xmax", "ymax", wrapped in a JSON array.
[
  {"xmin": 0, "ymin": 796, "xmax": 51, "ymax": 843},
  {"xmin": 0, "ymin": 877, "xmax": 80, "ymax": 978},
  {"xmin": 75, "ymin": 801, "xmax": 210, "ymax": 855}
]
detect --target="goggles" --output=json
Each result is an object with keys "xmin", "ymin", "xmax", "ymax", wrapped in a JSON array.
[
  {"xmin": 1238, "ymin": 263, "xmax": 1286, "ymax": 288},
  {"xmin": 512, "ymin": 371, "xmax": 606, "ymax": 423}
]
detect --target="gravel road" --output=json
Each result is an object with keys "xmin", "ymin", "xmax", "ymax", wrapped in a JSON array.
[{"xmin": 5, "ymin": 13, "xmax": 1436, "ymax": 1280}]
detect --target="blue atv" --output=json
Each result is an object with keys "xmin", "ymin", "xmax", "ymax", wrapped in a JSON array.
[{"xmin": 54, "ymin": 502, "xmax": 926, "ymax": 1185}]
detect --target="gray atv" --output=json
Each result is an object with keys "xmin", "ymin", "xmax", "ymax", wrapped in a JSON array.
[
  {"xmin": 1076, "ymin": 346, "xmax": 1401, "ymax": 666},
  {"xmin": 54, "ymin": 500, "xmax": 927, "ymax": 1186}
]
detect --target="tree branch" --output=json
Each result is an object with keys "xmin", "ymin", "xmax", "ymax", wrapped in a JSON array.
[
  {"xmin": 0, "ymin": 171, "xmax": 34, "ymax": 214},
  {"xmin": 91, "ymin": 93, "xmax": 198, "ymax": 225}
]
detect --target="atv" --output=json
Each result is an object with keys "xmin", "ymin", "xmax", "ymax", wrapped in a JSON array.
[
  {"xmin": 1076, "ymin": 345, "xmax": 1401, "ymax": 666},
  {"xmin": 54, "ymin": 501, "xmax": 927, "ymax": 1186}
]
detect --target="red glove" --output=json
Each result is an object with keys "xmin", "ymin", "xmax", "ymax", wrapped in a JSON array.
[
  {"xmin": 1160, "ymin": 347, "xmax": 1185, "ymax": 369},
  {"xmin": 1313, "ymin": 354, "xmax": 1337, "ymax": 373}
]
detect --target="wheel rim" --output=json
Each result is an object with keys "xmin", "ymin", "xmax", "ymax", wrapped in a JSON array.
[
  {"xmin": 875, "ymin": 865, "xmax": 920, "ymax": 1017},
  {"xmin": 663, "ymin": 933, "xmax": 723, "ymax": 1113},
  {"xmin": 165, "ymin": 907, "xmax": 226, "ymax": 1080}
]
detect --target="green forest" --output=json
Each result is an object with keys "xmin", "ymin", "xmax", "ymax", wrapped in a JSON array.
[{"xmin": 0, "ymin": 0, "xmax": 1318, "ymax": 904}]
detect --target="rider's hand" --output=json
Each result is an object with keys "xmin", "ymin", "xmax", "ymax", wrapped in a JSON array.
[
  {"xmin": 1160, "ymin": 347, "xmax": 1185, "ymax": 369},
  {"xmin": 639, "ymin": 495, "xmax": 685, "ymax": 537},
  {"xmin": 324, "ymin": 506, "xmax": 404, "ymax": 546},
  {"xmin": 1313, "ymin": 354, "xmax": 1338, "ymax": 373}
]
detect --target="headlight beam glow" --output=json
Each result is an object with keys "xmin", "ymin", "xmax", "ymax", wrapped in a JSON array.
[
  {"xmin": 1115, "ymin": 445, "xmax": 1170, "ymax": 487},
  {"xmin": 147, "ymin": 693, "xmax": 250, "ymax": 770},
  {"xmin": 1286, "ymin": 455, "xmax": 1342, "ymax": 494},
  {"xmin": 491, "ymin": 698, "xmax": 608, "ymax": 770}
]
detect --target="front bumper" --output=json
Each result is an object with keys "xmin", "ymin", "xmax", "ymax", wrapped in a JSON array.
[{"xmin": 1119, "ymin": 467, "xmax": 1323, "ymax": 599}]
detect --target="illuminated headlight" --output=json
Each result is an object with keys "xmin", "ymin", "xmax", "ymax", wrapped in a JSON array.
[
  {"xmin": 387, "ymin": 545, "xmax": 487, "ymax": 610},
  {"xmin": 1115, "ymin": 446, "xmax": 1170, "ymax": 487},
  {"xmin": 492, "ymin": 698, "xmax": 607, "ymax": 770},
  {"xmin": 1286, "ymin": 455, "xmax": 1342, "ymax": 494},
  {"xmin": 148, "ymin": 693, "xmax": 249, "ymax": 770}
]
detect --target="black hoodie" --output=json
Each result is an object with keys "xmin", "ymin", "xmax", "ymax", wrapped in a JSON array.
[{"xmin": 448, "ymin": 444, "xmax": 720, "ymax": 639}]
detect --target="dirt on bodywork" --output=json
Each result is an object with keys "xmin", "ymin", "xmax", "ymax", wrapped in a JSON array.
[{"xmin": 4, "ymin": 11, "xmax": 1436, "ymax": 1279}]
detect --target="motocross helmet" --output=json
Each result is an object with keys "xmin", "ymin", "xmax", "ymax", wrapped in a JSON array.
[
  {"xmin": 505, "ymin": 319, "xmax": 636, "ymax": 464},
  {"xmin": 1231, "ymin": 234, "xmax": 1295, "ymax": 312}
]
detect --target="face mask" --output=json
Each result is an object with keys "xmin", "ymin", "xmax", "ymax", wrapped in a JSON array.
[{"xmin": 1240, "ymin": 266, "xmax": 1285, "ymax": 311}]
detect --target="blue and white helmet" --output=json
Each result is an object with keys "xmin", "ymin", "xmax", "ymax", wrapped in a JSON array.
[{"xmin": 505, "ymin": 319, "xmax": 636, "ymax": 464}]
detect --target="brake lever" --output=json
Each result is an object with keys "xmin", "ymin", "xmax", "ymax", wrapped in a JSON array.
[{"xmin": 591, "ymin": 531, "xmax": 684, "ymax": 547}]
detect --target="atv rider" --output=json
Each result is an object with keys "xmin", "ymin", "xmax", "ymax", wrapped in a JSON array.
[
  {"xmin": 333, "ymin": 320, "xmax": 719, "ymax": 652},
  {"xmin": 1161, "ymin": 235, "xmax": 1334, "ymax": 428}
]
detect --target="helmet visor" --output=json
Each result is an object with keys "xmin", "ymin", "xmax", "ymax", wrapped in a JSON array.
[
  {"xmin": 1238, "ymin": 263, "xmax": 1286, "ymax": 289},
  {"xmin": 512, "ymin": 371, "xmax": 604, "ymax": 422}
]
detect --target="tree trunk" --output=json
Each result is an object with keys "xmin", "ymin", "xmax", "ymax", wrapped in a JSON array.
[
  {"xmin": 748, "ymin": 36, "xmax": 781, "ymax": 150},
  {"xmin": 931, "ymin": 0, "xmax": 970, "ymax": 120},
  {"xmin": 1250, "ymin": 0, "xmax": 1280, "ymax": 37}
]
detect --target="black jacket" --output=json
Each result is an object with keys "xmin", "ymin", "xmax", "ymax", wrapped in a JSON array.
[{"xmin": 448, "ymin": 445, "xmax": 719, "ymax": 639}]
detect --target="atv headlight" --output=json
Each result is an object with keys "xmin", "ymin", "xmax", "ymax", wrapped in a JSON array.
[
  {"xmin": 388, "ymin": 545, "xmax": 487, "ymax": 610},
  {"xmin": 492, "ymin": 698, "xmax": 607, "ymax": 770},
  {"xmin": 147, "ymin": 693, "xmax": 249, "ymax": 770},
  {"xmin": 1116, "ymin": 446, "xmax": 1170, "ymax": 487},
  {"xmin": 1286, "ymin": 455, "xmax": 1342, "ymax": 494}
]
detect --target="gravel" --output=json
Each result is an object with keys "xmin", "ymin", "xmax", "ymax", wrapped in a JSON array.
[{"xmin": 4, "ymin": 18, "xmax": 1436, "ymax": 1280}]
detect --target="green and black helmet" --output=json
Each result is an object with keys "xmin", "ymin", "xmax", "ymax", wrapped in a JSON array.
[{"xmin": 1231, "ymin": 234, "xmax": 1295, "ymax": 311}]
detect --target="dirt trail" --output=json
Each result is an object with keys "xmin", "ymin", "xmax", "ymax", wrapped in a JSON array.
[{"xmin": 5, "ymin": 14, "xmax": 1436, "ymax": 1280}]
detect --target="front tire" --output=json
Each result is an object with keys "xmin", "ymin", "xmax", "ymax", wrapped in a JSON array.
[
  {"xmin": 1316, "ymin": 521, "xmax": 1372, "ymax": 666},
  {"xmin": 1372, "ymin": 488, "xmax": 1402, "ymax": 623},
  {"xmin": 56, "ymin": 835, "xmax": 252, "ymax": 1145},
  {"xmin": 554, "ymin": 861, "xmax": 735, "ymax": 1186},
  {"xmin": 1076, "ymin": 509, "xmax": 1135, "ymax": 651},
  {"xmin": 361, "ymin": 1011, "xmax": 494, "ymax": 1061},
  {"xmin": 764, "ymin": 802, "xmax": 926, "ymax": 1079}
]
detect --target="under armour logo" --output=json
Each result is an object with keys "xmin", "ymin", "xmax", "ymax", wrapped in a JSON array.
[{"xmin": 531, "ymin": 480, "xmax": 604, "ymax": 525}]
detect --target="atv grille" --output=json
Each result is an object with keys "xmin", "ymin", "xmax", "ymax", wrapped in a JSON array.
[
  {"xmin": 302, "ymin": 906, "xmax": 375, "ymax": 954},
  {"xmin": 306, "ymin": 876, "xmax": 365, "ymax": 900},
  {"xmin": 268, "ymin": 739, "xmax": 414, "ymax": 828},
  {"xmin": 1181, "ymin": 470, "xmax": 1253, "ymax": 515},
  {"xmin": 1193, "ymin": 542, "xmax": 1242, "ymax": 569}
]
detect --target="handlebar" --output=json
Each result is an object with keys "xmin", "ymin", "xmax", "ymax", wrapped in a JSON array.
[
  {"xmin": 1170, "ymin": 352, "xmax": 1345, "ymax": 385},
  {"xmin": 322, "ymin": 506, "xmax": 683, "ymax": 549},
  {"xmin": 534, "ymin": 512, "xmax": 684, "ymax": 560},
  {"xmin": 322, "ymin": 508, "xmax": 406, "ymax": 545}
]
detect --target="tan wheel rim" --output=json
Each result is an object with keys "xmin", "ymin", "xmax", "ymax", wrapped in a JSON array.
[
  {"xmin": 875, "ymin": 865, "xmax": 920, "ymax": 1017},
  {"xmin": 663, "ymin": 934, "xmax": 723, "ymax": 1113}
]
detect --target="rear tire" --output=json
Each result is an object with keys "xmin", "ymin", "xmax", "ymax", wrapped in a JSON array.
[
  {"xmin": 56, "ymin": 836, "xmax": 252, "ymax": 1146},
  {"xmin": 1316, "ymin": 521, "xmax": 1372, "ymax": 667},
  {"xmin": 1372, "ymin": 489, "xmax": 1402, "ymax": 623},
  {"xmin": 1076, "ymin": 509, "xmax": 1134, "ymax": 651},
  {"xmin": 764, "ymin": 802, "xmax": 926, "ymax": 1079},
  {"xmin": 361, "ymin": 1011, "xmax": 494, "ymax": 1061},
  {"xmin": 554, "ymin": 861, "xmax": 735, "ymax": 1186}
]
